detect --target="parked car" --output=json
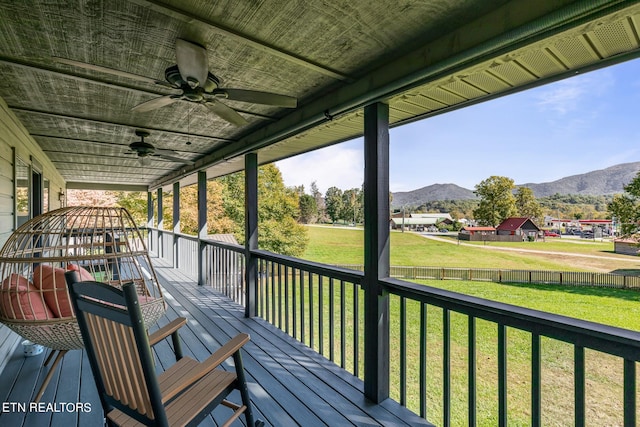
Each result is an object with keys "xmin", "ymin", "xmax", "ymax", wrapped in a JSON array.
[
  {"xmin": 544, "ymin": 230, "xmax": 561, "ymax": 237},
  {"xmin": 416, "ymin": 226, "xmax": 425, "ymax": 232},
  {"xmin": 438, "ymin": 228, "xmax": 449, "ymax": 233},
  {"xmin": 581, "ymin": 231, "xmax": 594, "ymax": 239}
]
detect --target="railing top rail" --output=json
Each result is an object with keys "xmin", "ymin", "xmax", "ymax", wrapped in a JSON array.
[
  {"xmin": 201, "ymin": 238, "xmax": 244, "ymax": 252},
  {"xmin": 383, "ymin": 277, "xmax": 640, "ymax": 360},
  {"xmin": 146, "ymin": 226, "xmax": 244, "ymax": 252},
  {"xmin": 252, "ymin": 249, "xmax": 364, "ymax": 284}
]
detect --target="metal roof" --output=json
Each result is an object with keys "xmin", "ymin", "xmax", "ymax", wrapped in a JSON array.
[
  {"xmin": 496, "ymin": 217, "xmax": 541, "ymax": 231},
  {"xmin": 1, "ymin": 1, "xmax": 640, "ymax": 191}
]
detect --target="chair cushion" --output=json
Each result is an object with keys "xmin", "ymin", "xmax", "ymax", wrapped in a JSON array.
[
  {"xmin": 66, "ymin": 263, "xmax": 95, "ymax": 282},
  {"xmin": 0, "ymin": 273, "xmax": 54, "ymax": 320},
  {"xmin": 33, "ymin": 264, "xmax": 94, "ymax": 318}
]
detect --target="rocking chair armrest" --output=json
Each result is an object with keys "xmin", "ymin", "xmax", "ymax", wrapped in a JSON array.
[
  {"xmin": 199, "ymin": 333, "xmax": 250, "ymax": 373},
  {"xmin": 148, "ymin": 317, "xmax": 187, "ymax": 346},
  {"xmin": 160, "ymin": 333, "xmax": 250, "ymax": 403}
]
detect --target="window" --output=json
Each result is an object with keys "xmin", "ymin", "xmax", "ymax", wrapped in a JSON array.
[{"xmin": 16, "ymin": 157, "xmax": 29, "ymax": 227}]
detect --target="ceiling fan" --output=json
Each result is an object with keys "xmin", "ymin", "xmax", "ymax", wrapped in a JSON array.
[
  {"xmin": 54, "ymin": 39, "xmax": 297, "ymax": 126},
  {"xmin": 126, "ymin": 130, "xmax": 195, "ymax": 165}
]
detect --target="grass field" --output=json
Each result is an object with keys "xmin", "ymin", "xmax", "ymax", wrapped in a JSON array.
[
  {"xmin": 304, "ymin": 225, "xmax": 640, "ymax": 273},
  {"xmin": 296, "ymin": 225, "xmax": 640, "ymax": 426}
]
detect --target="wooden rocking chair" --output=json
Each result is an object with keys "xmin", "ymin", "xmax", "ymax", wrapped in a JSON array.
[{"xmin": 65, "ymin": 271, "xmax": 263, "ymax": 427}]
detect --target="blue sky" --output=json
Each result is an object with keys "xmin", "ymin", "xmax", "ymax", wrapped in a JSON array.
[{"xmin": 277, "ymin": 58, "xmax": 640, "ymax": 194}]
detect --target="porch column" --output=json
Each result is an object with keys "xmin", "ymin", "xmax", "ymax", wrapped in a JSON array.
[
  {"xmin": 363, "ymin": 102, "xmax": 390, "ymax": 403},
  {"xmin": 147, "ymin": 191, "xmax": 154, "ymax": 253},
  {"xmin": 157, "ymin": 188, "xmax": 163, "ymax": 259},
  {"xmin": 244, "ymin": 153, "xmax": 258, "ymax": 317},
  {"xmin": 197, "ymin": 171, "xmax": 207, "ymax": 286},
  {"xmin": 173, "ymin": 181, "xmax": 180, "ymax": 268}
]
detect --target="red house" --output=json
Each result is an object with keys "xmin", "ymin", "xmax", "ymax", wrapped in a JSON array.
[{"xmin": 496, "ymin": 217, "xmax": 541, "ymax": 239}]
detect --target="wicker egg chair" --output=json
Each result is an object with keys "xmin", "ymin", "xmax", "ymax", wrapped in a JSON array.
[{"xmin": 0, "ymin": 206, "xmax": 166, "ymax": 401}]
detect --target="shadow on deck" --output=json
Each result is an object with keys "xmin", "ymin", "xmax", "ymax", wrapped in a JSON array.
[{"xmin": 0, "ymin": 260, "xmax": 432, "ymax": 426}]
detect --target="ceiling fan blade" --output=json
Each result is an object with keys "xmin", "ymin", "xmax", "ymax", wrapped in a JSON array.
[
  {"xmin": 175, "ymin": 39, "xmax": 209, "ymax": 88},
  {"xmin": 154, "ymin": 153, "xmax": 195, "ymax": 165},
  {"xmin": 131, "ymin": 95, "xmax": 178, "ymax": 113},
  {"xmin": 204, "ymin": 100, "xmax": 249, "ymax": 127},
  {"xmin": 216, "ymin": 88, "xmax": 297, "ymax": 108},
  {"xmin": 53, "ymin": 57, "xmax": 174, "ymax": 88}
]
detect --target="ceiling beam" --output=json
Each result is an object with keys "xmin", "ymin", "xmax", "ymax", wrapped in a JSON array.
[
  {"xmin": 129, "ymin": 0, "xmax": 351, "ymax": 82},
  {"xmin": 33, "ymin": 134, "xmax": 201, "ymax": 155},
  {"xmin": 65, "ymin": 182, "xmax": 149, "ymax": 191},
  {"xmin": 9, "ymin": 107, "xmax": 234, "ymax": 143},
  {"xmin": 0, "ymin": 56, "xmax": 167, "ymax": 97},
  {"xmin": 44, "ymin": 156, "xmax": 172, "ymax": 170}
]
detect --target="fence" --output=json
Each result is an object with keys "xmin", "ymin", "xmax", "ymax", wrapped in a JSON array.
[{"xmin": 337, "ymin": 264, "xmax": 640, "ymax": 289}]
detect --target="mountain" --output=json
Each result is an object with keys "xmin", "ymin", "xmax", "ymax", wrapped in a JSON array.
[
  {"xmin": 391, "ymin": 162, "xmax": 640, "ymax": 208},
  {"xmin": 518, "ymin": 161, "xmax": 640, "ymax": 197},
  {"xmin": 392, "ymin": 183, "xmax": 476, "ymax": 208}
]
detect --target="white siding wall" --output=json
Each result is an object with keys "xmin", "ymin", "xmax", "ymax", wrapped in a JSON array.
[{"xmin": 0, "ymin": 97, "xmax": 66, "ymax": 372}]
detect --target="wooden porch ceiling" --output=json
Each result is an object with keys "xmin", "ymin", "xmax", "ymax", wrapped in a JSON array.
[{"xmin": 0, "ymin": 1, "xmax": 640, "ymax": 190}]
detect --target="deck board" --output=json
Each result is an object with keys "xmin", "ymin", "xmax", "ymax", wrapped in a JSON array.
[{"xmin": 0, "ymin": 259, "xmax": 433, "ymax": 427}]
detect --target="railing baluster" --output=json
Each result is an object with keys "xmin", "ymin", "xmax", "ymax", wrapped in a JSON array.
[
  {"xmin": 292, "ymin": 267, "xmax": 298, "ymax": 340},
  {"xmin": 420, "ymin": 302, "xmax": 427, "ymax": 418},
  {"xmin": 265, "ymin": 260, "xmax": 271, "ymax": 322},
  {"xmin": 469, "ymin": 316, "xmax": 476, "ymax": 427},
  {"xmin": 532, "ymin": 333, "xmax": 541, "ymax": 427},
  {"xmin": 300, "ymin": 268, "xmax": 305, "ymax": 345},
  {"xmin": 624, "ymin": 359, "xmax": 636, "ymax": 427},
  {"xmin": 575, "ymin": 346, "xmax": 585, "ymax": 427},
  {"xmin": 400, "ymin": 296, "xmax": 407, "ymax": 406},
  {"xmin": 329, "ymin": 277, "xmax": 335, "ymax": 362},
  {"xmin": 443, "ymin": 308, "xmax": 451, "ymax": 427},
  {"xmin": 309, "ymin": 272, "xmax": 314, "ymax": 350},
  {"xmin": 340, "ymin": 280, "xmax": 346, "ymax": 369},
  {"xmin": 354, "ymin": 283, "xmax": 359, "ymax": 378},
  {"xmin": 277, "ymin": 262, "xmax": 283, "ymax": 329},
  {"xmin": 284, "ymin": 265, "xmax": 290, "ymax": 334},
  {"xmin": 498, "ymin": 324, "xmax": 507, "ymax": 427},
  {"xmin": 319, "ymin": 275, "xmax": 324, "ymax": 356},
  {"xmin": 257, "ymin": 259, "xmax": 263, "ymax": 318},
  {"xmin": 271, "ymin": 261, "xmax": 276, "ymax": 324}
]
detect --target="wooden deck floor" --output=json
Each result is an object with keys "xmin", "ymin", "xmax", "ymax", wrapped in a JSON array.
[{"xmin": 0, "ymin": 260, "xmax": 433, "ymax": 426}]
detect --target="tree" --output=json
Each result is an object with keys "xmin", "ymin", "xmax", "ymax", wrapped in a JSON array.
[
  {"xmin": 515, "ymin": 187, "xmax": 543, "ymax": 223},
  {"xmin": 310, "ymin": 181, "xmax": 327, "ymax": 223},
  {"xmin": 473, "ymin": 176, "xmax": 517, "ymax": 227},
  {"xmin": 608, "ymin": 194, "xmax": 637, "ymax": 234},
  {"xmin": 218, "ymin": 164, "xmax": 308, "ymax": 256},
  {"xmin": 340, "ymin": 188, "xmax": 363, "ymax": 224},
  {"xmin": 112, "ymin": 191, "xmax": 148, "ymax": 226},
  {"xmin": 298, "ymin": 194, "xmax": 317, "ymax": 223},
  {"xmin": 607, "ymin": 172, "xmax": 640, "ymax": 235},
  {"xmin": 325, "ymin": 187, "xmax": 343, "ymax": 223}
]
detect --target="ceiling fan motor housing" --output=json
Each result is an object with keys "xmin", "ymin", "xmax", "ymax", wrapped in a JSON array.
[
  {"xmin": 165, "ymin": 65, "xmax": 219, "ymax": 93},
  {"xmin": 130, "ymin": 131, "xmax": 155, "ymax": 157}
]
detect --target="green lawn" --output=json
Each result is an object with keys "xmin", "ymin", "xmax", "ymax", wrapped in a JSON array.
[
  {"xmin": 450, "ymin": 234, "xmax": 616, "ymax": 254},
  {"xmin": 304, "ymin": 225, "xmax": 636, "ymax": 271},
  {"xmin": 296, "ymin": 225, "xmax": 640, "ymax": 426}
]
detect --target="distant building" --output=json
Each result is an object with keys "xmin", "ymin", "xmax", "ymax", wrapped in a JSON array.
[
  {"xmin": 458, "ymin": 226, "xmax": 496, "ymax": 241},
  {"xmin": 460, "ymin": 226, "xmax": 496, "ymax": 236},
  {"xmin": 390, "ymin": 212, "xmax": 453, "ymax": 230},
  {"xmin": 614, "ymin": 236, "xmax": 640, "ymax": 256},
  {"xmin": 496, "ymin": 217, "xmax": 541, "ymax": 239}
]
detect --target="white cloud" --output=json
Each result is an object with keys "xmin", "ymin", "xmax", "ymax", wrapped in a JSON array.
[
  {"xmin": 535, "ymin": 71, "xmax": 613, "ymax": 115},
  {"xmin": 276, "ymin": 144, "xmax": 364, "ymax": 193}
]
